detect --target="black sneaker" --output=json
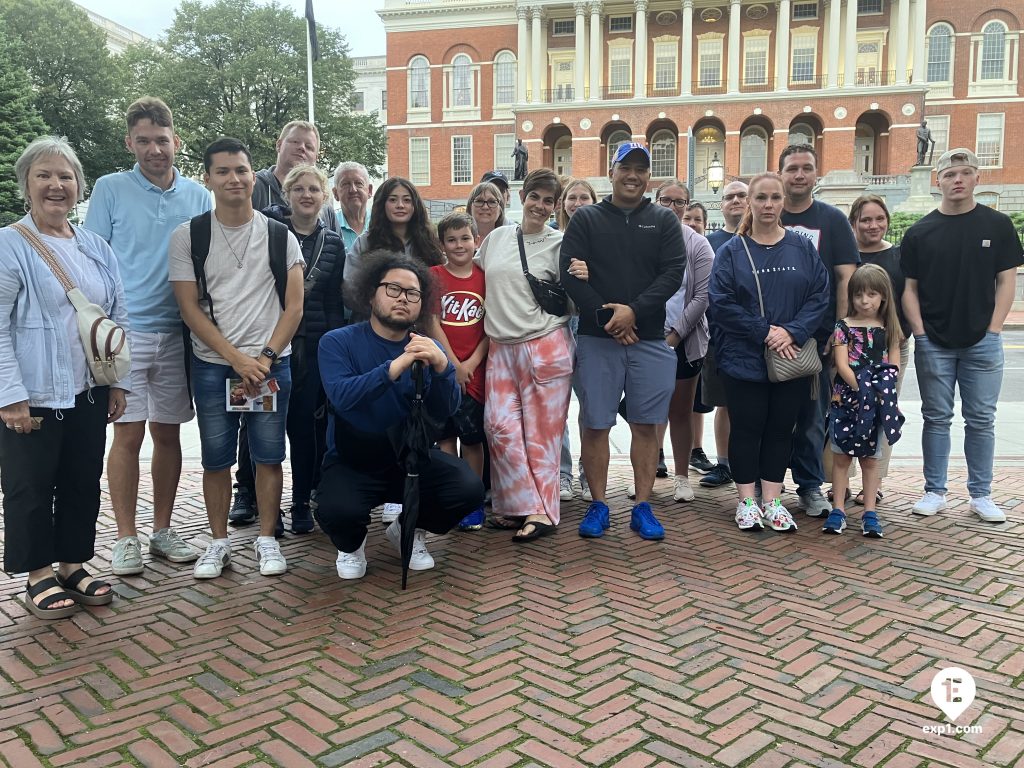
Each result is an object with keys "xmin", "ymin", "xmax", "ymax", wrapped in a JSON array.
[
  {"xmin": 699, "ymin": 463, "xmax": 733, "ymax": 488},
  {"xmin": 291, "ymin": 503, "xmax": 314, "ymax": 534},
  {"xmin": 656, "ymin": 448, "xmax": 669, "ymax": 478},
  {"xmin": 228, "ymin": 485, "xmax": 257, "ymax": 525},
  {"xmin": 689, "ymin": 448, "xmax": 715, "ymax": 474}
]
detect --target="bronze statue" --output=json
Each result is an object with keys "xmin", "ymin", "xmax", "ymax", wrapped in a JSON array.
[
  {"xmin": 512, "ymin": 138, "xmax": 528, "ymax": 180},
  {"xmin": 916, "ymin": 120, "xmax": 935, "ymax": 166}
]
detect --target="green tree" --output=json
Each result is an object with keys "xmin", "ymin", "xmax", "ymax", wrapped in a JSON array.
[
  {"xmin": 128, "ymin": 0, "xmax": 385, "ymax": 176},
  {"xmin": 0, "ymin": 0, "xmax": 127, "ymax": 186},
  {"xmin": 0, "ymin": 39, "xmax": 50, "ymax": 226}
]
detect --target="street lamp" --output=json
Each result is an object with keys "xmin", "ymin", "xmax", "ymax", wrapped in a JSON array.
[{"xmin": 708, "ymin": 153, "xmax": 725, "ymax": 194}]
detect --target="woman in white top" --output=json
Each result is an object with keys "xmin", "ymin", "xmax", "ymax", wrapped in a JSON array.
[{"xmin": 476, "ymin": 169, "xmax": 572, "ymax": 542}]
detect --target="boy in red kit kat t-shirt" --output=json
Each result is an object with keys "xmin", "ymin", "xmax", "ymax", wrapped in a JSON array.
[{"xmin": 427, "ymin": 212, "xmax": 489, "ymax": 530}]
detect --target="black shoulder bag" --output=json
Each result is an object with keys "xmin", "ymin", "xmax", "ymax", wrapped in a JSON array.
[{"xmin": 517, "ymin": 227, "xmax": 568, "ymax": 317}]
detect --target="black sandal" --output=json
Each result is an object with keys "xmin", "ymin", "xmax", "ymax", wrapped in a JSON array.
[
  {"xmin": 24, "ymin": 577, "xmax": 78, "ymax": 619},
  {"xmin": 513, "ymin": 519, "xmax": 556, "ymax": 543},
  {"xmin": 55, "ymin": 568, "xmax": 114, "ymax": 606},
  {"xmin": 854, "ymin": 490, "xmax": 884, "ymax": 506},
  {"xmin": 486, "ymin": 515, "xmax": 521, "ymax": 530}
]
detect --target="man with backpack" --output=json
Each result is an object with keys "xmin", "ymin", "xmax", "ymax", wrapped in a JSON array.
[{"xmin": 169, "ymin": 137, "xmax": 304, "ymax": 579}]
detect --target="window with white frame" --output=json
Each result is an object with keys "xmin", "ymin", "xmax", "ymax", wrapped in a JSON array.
[
  {"xmin": 744, "ymin": 35, "xmax": 769, "ymax": 85},
  {"xmin": 408, "ymin": 56, "xmax": 430, "ymax": 110},
  {"xmin": 409, "ymin": 137, "xmax": 430, "ymax": 185},
  {"xmin": 608, "ymin": 44, "xmax": 632, "ymax": 92},
  {"xmin": 788, "ymin": 123, "xmax": 815, "ymax": 147},
  {"xmin": 494, "ymin": 51, "xmax": 516, "ymax": 104},
  {"xmin": 493, "ymin": 134, "xmax": 516, "ymax": 178},
  {"xmin": 740, "ymin": 127, "xmax": 768, "ymax": 176},
  {"xmin": 552, "ymin": 18, "xmax": 575, "ymax": 36},
  {"xmin": 607, "ymin": 130, "xmax": 631, "ymax": 167},
  {"xmin": 381, "ymin": 90, "xmax": 387, "ymax": 111},
  {"xmin": 976, "ymin": 113, "xmax": 1004, "ymax": 167},
  {"xmin": 927, "ymin": 115, "xmax": 950, "ymax": 157},
  {"xmin": 452, "ymin": 136, "xmax": 473, "ymax": 184},
  {"xmin": 791, "ymin": 31, "xmax": 817, "ymax": 82},
  {"xmin": 793, "ymin": 2, "xmax": 818, "ymax": 19},
  {"xmin": 651, "ymin": 130, "xmax": 677, "ymax": 177},
  {"xmin": 654, "ymin": 40, "xmax": 678, "ymax": 90},
  {"xmin": 698, "ymin": 37, "xmax": 723, "ymax": 87},
  {"xmin": 451, "ymin": 54, "xmax": 473, "ymax": 107},
  {"xmin": 980, "ymin": 22, "xmax": 1007, "ymax": 80},
  {"xmin": 353, "ymin": 92, "xmax": 365, "ymax": 111},
  {"xmin": 927, "ymin": 24, "xmax": 953, "ymax": 82},
  {"xmin": 857, "ymin": 0, "xmax": 882, "ymax": 14},
  {"xmin": 609, "ymin": 15, "xmax": 632, "ymax": 33}
]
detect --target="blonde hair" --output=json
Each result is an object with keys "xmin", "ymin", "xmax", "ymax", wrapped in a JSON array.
[
  {"xmin": 282, "ymin": 164, "xmax": 328, "ymax": 196},
  {"xmin": 557, "ymin": 178, "xmax": 597, "ymax": 230},
  {"xmin": 278, "ymin": 120, "xmax": 319, "ymax": 142},
  {"xmin": 736, "ymin": 173, "xmax": 784, "ymax": 236},
  {"xmin": 847, "ymin": 263, "xmax": 904, "ymax": 346}
]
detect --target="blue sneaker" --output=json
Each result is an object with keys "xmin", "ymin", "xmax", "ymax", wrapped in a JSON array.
[
  {"xmin": 822, "ymin": 509, "xmax": 847, "ymax": 535},
  {"xmin": 861, "ymin": 511, "xmax": 884, "ymax": 539},
  {"xmin": 579, "ymin": 501, "xmax": 610, "ymax": 538},
  {"xmin": 457, "ymin": 506, "xmax": 485, "ymax": 531},
  {"xmin": 630, "ymin": 502, "xmax": 665, "ymax": 541}
]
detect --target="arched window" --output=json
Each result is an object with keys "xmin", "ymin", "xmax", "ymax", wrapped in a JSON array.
[
  {"xmin": 494, "ymin": 51, "xmax": 516, "ymax": 104},
  {"xmin": 740, "ymin": 127, "xmax": 768, "ymax": 176},
  {"xmin": 409, "ymin": 56, "xmax": 430, "ymax": 109},
  {"xmin": 607, "ymin": 129, "xmax": 631, "ymax": 166},
  {"xmin": 927, "ymin": 24, "xmax": 953, "ymax": 82},
  {"xmin": 650, "ymin": 130, "xmax": 677, "ymax": 177},
  {"xmin": 980, "ymin": 22, "xmax": 1006, "ymax": 80},
  {"xmin": 452, "ymin": 54, "xmax": 472, "ymax": 107},
  {"xmin": 788, "ymin": 123, "xmax": 814, "ymax": 148}
]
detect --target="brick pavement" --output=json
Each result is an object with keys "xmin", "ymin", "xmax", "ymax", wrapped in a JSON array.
[{"xmin": 2, "ymin": 459, "xmax": 1024, "ymax": 767}]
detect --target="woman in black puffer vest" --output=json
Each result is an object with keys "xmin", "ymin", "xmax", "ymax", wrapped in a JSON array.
[{"xmin": 263, "ymin": 164, "xmax": 346, "ymax": 533}]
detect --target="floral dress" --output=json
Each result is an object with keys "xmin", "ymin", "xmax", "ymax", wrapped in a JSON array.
[{"xmin": 831, "ymin": 320, "xmax": 888, "ymax": 402}]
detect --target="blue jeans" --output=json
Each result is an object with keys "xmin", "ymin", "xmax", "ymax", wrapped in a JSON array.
[
  {"xmin": 789, "ymin": 364, "xmax": 831, "ymax": 494},
  {"xmin": 914, "ymin": 332, "xmax": 1004, "ymax": 498}
]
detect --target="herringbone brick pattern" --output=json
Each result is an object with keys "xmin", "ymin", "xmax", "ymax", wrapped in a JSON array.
[{"xmin": 2, "ymin": 460, "xmax": 1023, "ymax": 767}]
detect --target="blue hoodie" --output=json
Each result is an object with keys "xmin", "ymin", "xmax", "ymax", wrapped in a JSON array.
[{"xmin": 708, "ymin": 231, "xmax": 829, "ymax": 383}]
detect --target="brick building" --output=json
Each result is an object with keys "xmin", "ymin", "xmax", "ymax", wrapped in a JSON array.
[{"xmin": 379, "ymin": 0, "xmax": 1023, "ymax": 214}]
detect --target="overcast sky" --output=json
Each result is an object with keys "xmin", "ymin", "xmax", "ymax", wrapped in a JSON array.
[{"xmin": 75, "ymin": 0, "xmax": 386, "ymax": 57}]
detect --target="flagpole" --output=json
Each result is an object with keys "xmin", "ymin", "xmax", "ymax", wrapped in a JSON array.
[{"xmin": 306, "ymin": 20, "xmax": 315, "ymax": 123}]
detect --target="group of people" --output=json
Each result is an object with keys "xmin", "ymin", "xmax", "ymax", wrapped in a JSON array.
[{"xmin": 1, "ymin": 93, "xmax": 1021, "ymax": 620}]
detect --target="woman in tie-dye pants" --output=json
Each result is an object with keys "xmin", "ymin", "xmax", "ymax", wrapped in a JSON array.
[{"xmin": 475, "ymin": 169, "xmax": 573, "ymax": 541}]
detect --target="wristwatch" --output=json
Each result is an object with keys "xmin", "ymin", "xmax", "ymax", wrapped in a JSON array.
[{"xmin": 260, "ymin": 346, "xmax": 278, "ymax": 362}]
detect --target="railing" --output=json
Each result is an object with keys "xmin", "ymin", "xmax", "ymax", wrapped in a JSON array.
[{"xmin": 862, "ymin": 173, "xmax": 911, "ymax": 186}]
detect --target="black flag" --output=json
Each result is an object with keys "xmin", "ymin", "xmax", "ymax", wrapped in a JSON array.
[{"xmin": 305, "ymin": 0, "xmax": 320, "ymax": 62}]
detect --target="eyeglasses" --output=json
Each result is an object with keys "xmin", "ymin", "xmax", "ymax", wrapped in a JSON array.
[
  {"xmin": 657, "ymin": 196, "xmax": 689, "ymax": 208},
  {"xmin": 377, "ymin": 282, "xmax": 422, "ymax": 303},
  {"xmin": 472, "ymin": 199, "xmax": 500, "ymax": 208},
  {"xmin": 722, "ymin": 192, "xmax": 748, "ymax": 201}
]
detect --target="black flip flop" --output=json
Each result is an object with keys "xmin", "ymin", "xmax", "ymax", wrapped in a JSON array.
[
  {"xmin": 24, "ymin": 577, "xmax": 78, "ymax": 619},
  {"xmin": 854, "ymin": 490, "xmax": 884, "ymax": 506},
  {"xmin": 513, "ymin": 519, "xmax": 556, "ymax": 543},
  {"xmin": 55, "ymin": 568, "xmax": 114, "ymax": 606}
]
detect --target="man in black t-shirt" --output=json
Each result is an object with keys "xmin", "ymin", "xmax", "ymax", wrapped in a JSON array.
[
  {"xmin": 779, "ymin": 146, "xmax": 860, "ymax": 518},
  {"xmin": 902, "ymin": 148, "xmax": 1023, "ymax": 523}
]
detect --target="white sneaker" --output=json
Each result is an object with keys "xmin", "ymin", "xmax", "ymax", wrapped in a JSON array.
[
  {"xmin": 912, "ymin": 492, "xmax": 947, "ymax": 516},
  {"xmin": 763, "ymin": 499, "xmax": 798, "ymax": 532},
  {"xmin": 381, "ymin": 503, "xmax": 402, "ymax": 523},
  {"xmin": 254, "ymin": 538, "xmax": 287, "ymax": 576},
  {"xmin": 193, "ymin": 541, "xmax": 231, "ymax": 579},
  {"xmin": 627, "ymin": 483, "xmax": 636, "ymax": 499},
  {"xmin": 336, "ymin": 537, "xmax": 368, "ymax": 579},
  {"xmin": 385, "ymin": 520, "xmax": 435, "ymax": 570},
  {"xmin": 735, "ymin": 499, "xmax": 764, "ymax": 531},
  {"xmin": 559, "ymin": 475, "xmax": 574, "ymax": 501},
  {"xmin": 580, "ymin": 478, "xmax": 592, "ymax": 502},
  {"xmin": 149, "ymin": 528, "xmax": 200, "ymax": 563},
  {"xmin": 970, "ymin": 496, "xmax": 1006, "ymax": 523},
  {"xmin": 673, "ymin": 476, "xmax": 695, "ymax": 502}
]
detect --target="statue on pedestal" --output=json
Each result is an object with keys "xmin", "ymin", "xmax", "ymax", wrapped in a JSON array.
[
  {"xmin": 916, "ymin": 120, "xmax": 935, "ymax": 166},
  {"xmin": 512, "ymin": 138, "xmax": 528, "ymax": 181}
]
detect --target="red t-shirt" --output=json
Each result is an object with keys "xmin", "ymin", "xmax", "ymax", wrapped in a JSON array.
[{"xmin": 431, "ymin": 264, "xmax": 487, "ymax": 403}]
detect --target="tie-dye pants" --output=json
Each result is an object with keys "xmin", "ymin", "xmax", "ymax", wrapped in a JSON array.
[{"xmin": 485, "ymin": 326, "xmax": 574, "ymax": 525}]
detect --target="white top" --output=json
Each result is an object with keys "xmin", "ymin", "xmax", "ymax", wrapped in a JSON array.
[
  {"xmin": 475, "ymin": 225, "xmax": 568, "ymax": 344},
  {"xmin": 168, "ymin": 211, "xmax": 303, "ymax": 364}
]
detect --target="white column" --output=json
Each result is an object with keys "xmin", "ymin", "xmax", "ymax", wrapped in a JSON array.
[
  {"xmin": 894, "ymin": 0, "xmax": 909, "ymax": 84},
  {"xmin": 776, "ymin": 0, "xmax": 791, "ymax": 91},
  {"xmin": 727, "ymin": 0, "xmax": 741, "ymax": 93},
  {"xmin": 912, "ymin": 0, "xmax": 927, "ymax": 84},
  {"xmin": 517, "ymin": 6, "xmax": 529, "ymax": 104},
  {"xmin": 531, "ymin": 7, "xmax": 543, "ymax": 103},
  {"xmin": 589, "ymin": 2, "xmax": 603, "ymax": 100},
  {"xmin": 681, "ymin": 0, "xmax": 693, "ymax": 95},
  {"xmin": 574, "ymin": 1, "xmax": 587, "ymax": 100},
  {"xmin": 634, "ymin": 0, "xmax": 648, "ymax": 98},
  {"xmin": 827, "ymin": 0, "xmax": 841, "ymax": 88},
  {"xmin": 844, "ymin": 0, "xmax": 858, "ymax": 87}
]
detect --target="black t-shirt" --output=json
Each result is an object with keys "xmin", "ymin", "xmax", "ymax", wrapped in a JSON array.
[
  {"xmin": 901, "ymin": 204, "xmax": 1024, "ymax": 348},
  {"xmin": 782, "ymin": 199, "xmax": 860, "ymax": 340},
  {"xmin": 859, "ymin": 246, "xmax": 910, "ymax": 339}
]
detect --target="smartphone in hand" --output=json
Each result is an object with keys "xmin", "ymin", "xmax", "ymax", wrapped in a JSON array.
[{"xmin": 595, "ymin": 307, "xmax": 614, "ymax": 327}]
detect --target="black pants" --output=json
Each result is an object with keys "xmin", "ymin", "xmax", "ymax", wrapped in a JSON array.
[
  {"xmin": 721, "ymin": 374, "xmax": 809, "ymax": 485},
  {"xmin": 314, "ymin": 450, "xmax": 484, "ymax": 553},
  {"xmin": 286, "ymin": 337, "xmax": 327, "ymax": 507},
  {"xmin": 1, "ymin": 388, "xmax": 109, "ymax": 573}
]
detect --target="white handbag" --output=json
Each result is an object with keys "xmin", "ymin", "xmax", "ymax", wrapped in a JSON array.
[{"xmin": 11, "ymin": 222, "xmax": 130, "ymax": 386}]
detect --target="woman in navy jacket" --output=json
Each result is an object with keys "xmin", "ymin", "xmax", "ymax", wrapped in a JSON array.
[{"xmin": 708, "ymin": 173, "xmax": 829, "ymax": 533}]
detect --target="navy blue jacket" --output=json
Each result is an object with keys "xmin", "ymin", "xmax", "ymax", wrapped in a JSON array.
[
  {"xmin": 709, "ymin": 231, "xmax": 829, "ymax": 382},
  {"xmin": 830, "ymin": 363, "xmax": 904, "ymax": 457}
]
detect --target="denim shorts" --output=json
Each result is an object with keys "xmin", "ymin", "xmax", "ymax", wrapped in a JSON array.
[{"xmin": 192, "ymin": 355, "xmax": 292, "ymax": 471}]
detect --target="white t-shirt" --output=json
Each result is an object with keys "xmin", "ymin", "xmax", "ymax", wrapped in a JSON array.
[
  {"xmin": 168, "ymin": 211, "xmax": 303, "ymax": 364},
  {"xmin": 475, "ymin": 225, "xmax": 568, "ymax": 343}
]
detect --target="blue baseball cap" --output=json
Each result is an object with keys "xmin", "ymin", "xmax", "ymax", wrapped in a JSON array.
[{"xmin": 612, "ymin": 142, "xmax": 651, "ymax": 165}]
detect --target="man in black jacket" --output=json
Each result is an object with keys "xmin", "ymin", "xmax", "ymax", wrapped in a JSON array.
[{"xmin": 560, "ymin": 143, "xmax": 686, "ymax": 541}]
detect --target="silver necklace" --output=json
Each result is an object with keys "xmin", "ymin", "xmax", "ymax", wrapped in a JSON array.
[{"xmin": 216, "ymin": 215, "xmax": 255, "ymax": 269}]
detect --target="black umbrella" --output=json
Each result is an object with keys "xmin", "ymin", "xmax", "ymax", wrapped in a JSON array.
[{"xmin": 396, "ymin": 361, "xmax": 433, "ymax": 589}]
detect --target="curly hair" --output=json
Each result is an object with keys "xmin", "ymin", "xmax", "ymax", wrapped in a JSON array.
[
  {"xmin": 366, "ymin": 177, "xmax": 443, "ymax": 267},
  {"xmin": 346, "ymin": 248, "xmax": 439, "ymax": 330}
]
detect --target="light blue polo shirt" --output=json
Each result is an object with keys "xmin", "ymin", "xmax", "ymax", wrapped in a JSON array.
[
  {"xmin": 339, "ymin": 209, "xmax": 370, "ymax": 252},
  {"xmin": 85, "ymin": 164, "xmax": 211, "ymax": 333}
]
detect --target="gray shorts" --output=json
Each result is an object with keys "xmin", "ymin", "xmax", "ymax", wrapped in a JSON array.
[{"xmin": 575, "ymin": 336, "xmax": 676, "ymax": 429}]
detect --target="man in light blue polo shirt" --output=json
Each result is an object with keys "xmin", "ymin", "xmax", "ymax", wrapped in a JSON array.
[
  {"xmin": 84, "ymin": 96, "xmax": 211, "ymax": 576},
  {"xmin": 332, "ymin": 161, "xmax": 372, "ymax": 251}
]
